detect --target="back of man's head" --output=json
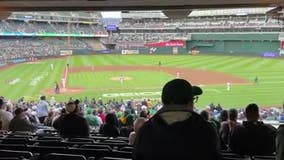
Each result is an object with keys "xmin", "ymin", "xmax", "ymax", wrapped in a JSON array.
[
  {"xmin": 245, "ymin": 103, "xmax": 259, "ymax": 121},
  {"xmin": 40, "ymin": 96, "xmax": 46, "ymax": 101},
  {"xmin": 0, "ymin": 99, "xmax": 4, "ymax": 109},
  {"xmin": 229, "ymin": 108, "xmax": 238, "ymax": 121},
  {"xmin": 161, "ymin": 79, "xmax": 202, "ymax": 107}
]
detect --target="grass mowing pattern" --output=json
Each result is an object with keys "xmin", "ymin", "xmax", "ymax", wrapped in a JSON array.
[{"xmin": 0, "ymin": 54, "xmax": 283, "ymax": 108}]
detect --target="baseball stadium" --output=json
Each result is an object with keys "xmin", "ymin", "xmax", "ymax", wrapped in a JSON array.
[
  {"xmin": 0, "ymin": 9, "xmax": 284, "ymax": 108},
  {"xmin": 0, "ymin": 1, "xmax": 284, "ymax": 159}
]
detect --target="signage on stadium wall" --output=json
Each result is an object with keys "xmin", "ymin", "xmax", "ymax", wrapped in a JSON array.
[
  {"xmin": 102, "ymin": 91, "xmax": 162, "ymax": 98},
  {"xmin": 145, "ymin": 40, "xmax": 185, "ymax": 47},
  {"xmin": 261, "ymin": 52, "xmax": 279, "ymax": 58},
  {"xmin": 121, "ymin": 50, "xmax": 139, "ymax": 55},
  {"xmin": 106, "ymin": 25, "xmax": 118, "ymax": 31}
]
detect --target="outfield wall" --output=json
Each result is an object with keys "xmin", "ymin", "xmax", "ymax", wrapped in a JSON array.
[{"xmin": 187, "ymin": 33, "xmax": 280, "ymax": 55}]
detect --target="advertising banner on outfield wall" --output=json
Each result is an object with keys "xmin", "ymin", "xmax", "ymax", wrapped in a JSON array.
[
  {"xmin": 121, "ymin": 50, "xmax": 139, "ymax": 55},
  {"xmin": 145, "ymin": 40, "xmax": 185, "ymax": 47}
]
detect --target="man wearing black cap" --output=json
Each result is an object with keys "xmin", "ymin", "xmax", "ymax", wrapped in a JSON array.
[{"xmin": 133, "ymin": 79, "xmax": 220, "ymax": 160}]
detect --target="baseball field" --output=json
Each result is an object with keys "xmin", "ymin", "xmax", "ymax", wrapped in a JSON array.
[{"xmin": 1, "ymin": 54, "xmax": 284, "ymax": 108}]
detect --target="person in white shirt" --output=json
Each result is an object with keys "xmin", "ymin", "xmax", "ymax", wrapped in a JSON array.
[{"xmin": 0, "ymin": 99, "xmax": 13, "ymax": 131}]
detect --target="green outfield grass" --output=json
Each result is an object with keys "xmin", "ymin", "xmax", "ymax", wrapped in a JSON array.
[{"xmin": 0, "ymin": 54, "xmax": 284, "ymax": 108}]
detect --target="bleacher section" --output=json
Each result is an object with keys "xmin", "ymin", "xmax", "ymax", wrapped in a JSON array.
[{"xmin": 0, "ymin": 130, "xmax": 276, "ymax": 160}]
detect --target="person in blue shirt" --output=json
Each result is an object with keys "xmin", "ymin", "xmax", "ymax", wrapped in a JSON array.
[{"xmin": 37, "ymin": 96, "xmax": 49, "ymax": 123}]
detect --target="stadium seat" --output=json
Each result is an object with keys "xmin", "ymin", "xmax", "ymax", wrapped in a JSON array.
[
  {"xmin": 32, "ymin": 140, "xmax": 67, "ymax": 147},
  {"xmin": 253, "ymin": 155, "xmax": 276, "ymax": 160},
  {"xmin": 0, "ymin": 138, "xmax": 29, "ymax": 144},
  {"xmin": 37, "ymin": 136, "xmax": 63, "ymax": 141},
  {"xmin": 0, "ymin": 144, "xmax": 26, "ymax": 151},
  {"xmin": 80, "ymin": 144, "xmax": 113, "ymax": 151},
  {"xmin": 120, "ymin": 146, "xmax": 133, "ymax": 152},
  {"xmin": 110, "ymin": 151, "xmax": 132, "ymax": 159},
  {"xmin": 67, "ymin": 148, "xmax": 110, "ymax": 159},
  {"xmin": 42, "ymin": 153, "xmax": 87, "ymax": 160},
  {"xmin": 221, "ymin": 151, "xmax": 249, "ymax": 160},
  {"xmin": 99, "ymin": 157, "xmax": 132, "ymax": 160},
  {"xmin": 68, "ymin": 138, "xmax": 96, "ymax": 143},
  {"xmin": 104, "ymin": 140, "xmax": 127, "ymax": 144},
  {"xmin": 0, "ymin": 150, "xmax": 33, "ymax": 159},
  {"xmin": 95, "ymin": 142, "xmax": 130, "ymax": 150}
]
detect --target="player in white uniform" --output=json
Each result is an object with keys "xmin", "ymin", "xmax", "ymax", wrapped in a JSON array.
[
  {"xmin": 176, "ymin": 72, "xmax": 180, "ymax": 78},
  {"xmin": 62, "ymin": 78, "xmax": 66, "ymax": 89},
  {"xmin": 50, "ymin": 64, "xmax": 54, "ymax": 70},
  {"xmin": 227, "ymin": 82, "xmax": 231, "ymax": 91},
  {"xmin": 120, "ymin": 75, "xmax": 124, "ymax": 84}
]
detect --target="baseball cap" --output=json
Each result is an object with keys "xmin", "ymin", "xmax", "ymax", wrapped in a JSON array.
[{"xmin": 162, "ymin": 79, "xmax": 202, "ymax": 105}]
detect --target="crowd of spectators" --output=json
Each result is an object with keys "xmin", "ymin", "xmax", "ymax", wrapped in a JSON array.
[
  {"xmin": 110, "ymin": 32, "xmax": 188, "ymax": 43},
  {"xmin": 119, "ymin": 17, "xmax": 283, "ymax": 29},
  {"xmin": 0, "ymin": 20, "xmax": 106, "ymax": 35},
  {"xmin": 0, "ymin": 37, "xmax": 92, "ymax": 62},
  {"xmin": 0, "ymin": 79, "xmax": 284, "ymax": 159}
]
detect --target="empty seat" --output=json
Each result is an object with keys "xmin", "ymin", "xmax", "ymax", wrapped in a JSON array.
[
  {"xmin": 68, "ymin": 148, "xmax": 110, "ymax": 159},
  {"xmin": 42, "ymin": 153, "xmax": 87, "ymax": 160},
  {"xmin": 68, "ymin": 138, "xmax": 95, "ymax": 143},
  {"xmin": 0, "ymin": 150, "xmax": 33, "ymax": 159},
  {"xmin": 95, "ymin": 142, "xmax": 129, "ymax": 150},
  {"xmin": 221, "ymin": 151, "xmax": 249, "ymax": 160},
  {"xmin": 1, "ymin": 138, "xmax": 29, "ymax": 144},
  {"xmin": 37, "ymin": 136, "xmax": 63, "ymax": 141},
  {"xmin": 254, "ymin": 155, "xmax": 275, "ymax": 160},
  {"xmin": 120, "ymin": 147, "xmax": 133, "ymax": 152},
  {"xmin": 0, "ymin": 144, "xmax": 26, "ymax": 151},
  {"xmin": 80, "ymin": 144, "xmax": 112, "ymax": 151},
  {"xmin": 32, "ymin": 140, "xmax": 66, "ymax": 147},
  {"xmin": 104, "ymin": 140, "xmax": 127, "ymax": 144},
  {"xmin": 110, "ymin": 151, "xmax": 132, "ymax": 159},
  {"xmin": 99, "ymin": 157, "xmax": 132, "ymax": 160}
]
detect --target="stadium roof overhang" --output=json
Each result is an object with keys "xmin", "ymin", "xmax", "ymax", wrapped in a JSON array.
[{"xmin": 0, "ymin": 0, "xmax": 282, "ymax": 11}]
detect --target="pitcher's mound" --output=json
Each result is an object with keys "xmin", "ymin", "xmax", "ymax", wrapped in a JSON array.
[{"xmin": 110, "ymin": 76, "xmax": 132, "ymax": 81}]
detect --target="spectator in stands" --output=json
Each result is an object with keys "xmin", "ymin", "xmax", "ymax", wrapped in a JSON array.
[
  {"xmin": 200, "ymin": 110, "xmax": 210, "ymax": 121},
  {"xmin": 139, "ymin": 110, "xmax": 149, "ymax": 119},
  {"xmin": 44, "ymin": 111, "xmax": 55, "ymax": 126},
  {"xmin": 218, "ymin": 110, "xmax": 228, "ymax": 123},
  {"xmin": 120, "ymin": 114, "xmax": 135, "ymax": 137},
  {"xmin": 276, "ymin": 124, "xmax": 284, "ymax": 160},
  {"xmin": 0, "ymin": 98, "xmax": 13, "ymax": 131},
  {"xmin": 133, "ymin": 79, "xmax": 220, "ymax": 160},
  {"xmin": 129, "ymin": 117, "xmax": 146, "ymax": 145},
  {"xmin": 219, "ymin": 108, "xmax": 240, "ymax": 146},
  {"xmin": 99, "ymin": 113, "xmax": 120, "ymax": 137},
  {"xmin": 85, "ymin": 108, "xmax": 101, "ymax": 129},
  {"xmin": 229, "ymin": 103, "xmax": 276, "ymax": 156},
  {"xmin": 98, "ymin": 108, "xmax": 106, "ymax": 123},
  {"xmin": 9, "ymin": 108, "xmax": 36, "ymax": 132},
  {"xmin": 37, "ymin": 95, "xmax": 49, "ymax": 123},
  {"xmin": 58, "ymin": 102, "xmax": 90, "ymax": 138},
  {"xmin": 52, "ymin": 108, "xmax": 66, "ymax": 130}
]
